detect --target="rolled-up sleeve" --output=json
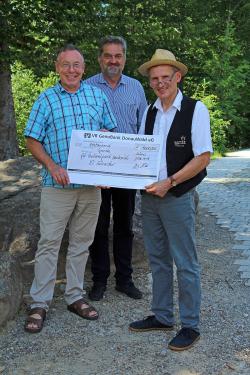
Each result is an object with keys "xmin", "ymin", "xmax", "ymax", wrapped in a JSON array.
[{"xmin": 24, "ymin": 98, "xmax": 46, "ymax": 142}]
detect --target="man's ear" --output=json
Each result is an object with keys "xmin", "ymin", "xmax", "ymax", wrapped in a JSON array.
[
  {"xmin": 176, "ymin": 71, "xmax": 182, "ymax": 83},
  {"xmin": 55, "ymin": 61, "xmax": 59, "ymax": 74}
]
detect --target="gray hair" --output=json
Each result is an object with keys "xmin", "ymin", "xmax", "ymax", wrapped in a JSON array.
[
  {"xmin": 56, "ymin": 44, "xmax": 84, "ymax": 61},
  {"xmin": 98, "ymin": 36, "xmax": 127, "ymax": 56}
]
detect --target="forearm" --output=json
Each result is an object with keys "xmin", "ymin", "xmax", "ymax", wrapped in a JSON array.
[
  {"xmin": 145, "ymin": 152, "xmax": 211, "ymax": 197},
  {"xmin": 26, "ymin": 137, "xmax": 56, "ymax": 171},
  {"xmin": 26, "ymin": 137, "xmax": 70, "ymax": 186},
  {"xmin": 170, "ymin": 152, "xmax": 211, "ymax": 184}
]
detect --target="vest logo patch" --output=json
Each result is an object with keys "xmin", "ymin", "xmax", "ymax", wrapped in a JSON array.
[{"xmin": 174, "ymin": 136, "xmax": 186, "ymax": 147}]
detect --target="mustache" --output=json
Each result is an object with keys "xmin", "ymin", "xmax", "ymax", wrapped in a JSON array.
[{"xmin": 107, "ymin": 63, "xmax": 120, "ymax": 67}]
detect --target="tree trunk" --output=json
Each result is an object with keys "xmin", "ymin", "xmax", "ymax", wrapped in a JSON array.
[{"xmin": 0, "ymin": 66, "xmax": 19, "ymax": 160}]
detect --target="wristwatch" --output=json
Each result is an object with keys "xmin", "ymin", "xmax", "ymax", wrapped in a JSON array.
[{"xmin": 169, "ymin": 175, "xmax": 177, "ymax": 187}]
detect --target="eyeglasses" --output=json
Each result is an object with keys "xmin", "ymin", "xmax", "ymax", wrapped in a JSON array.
[
  {"xmin": 150, "ymin": 71, "xmax": 176, "ymax": 87},
  {"xmin": 60, "ymin": 63, "xmax": 83, "ymax": 71}
]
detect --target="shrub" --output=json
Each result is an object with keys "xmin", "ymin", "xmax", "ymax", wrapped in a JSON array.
[
  {"xmin": 193, "ymin": 80, "xmax": 230, "ymax": 155},
  {"xmin": 12, "ymin": 62, "xmax": 57, "ymax": 155}
]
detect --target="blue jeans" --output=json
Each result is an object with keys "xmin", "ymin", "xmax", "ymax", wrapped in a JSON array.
[{"xmin": 142, "ymin": 189, "xmax": 201, "ymax": 331}]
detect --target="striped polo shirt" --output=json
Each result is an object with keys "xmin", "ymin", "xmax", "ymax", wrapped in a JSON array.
[
  {"xmin": 24, "ymin": 80, "xmax": 117, "ymax": 188},
  {"xmin": 84, "ymin": 73, "xmax": 147, "ymax": 134}
]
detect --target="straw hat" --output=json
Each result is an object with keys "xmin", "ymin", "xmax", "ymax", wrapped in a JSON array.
[{"xmin": 138, "ymin": 49, "xmax": 188, "ymax": 77}]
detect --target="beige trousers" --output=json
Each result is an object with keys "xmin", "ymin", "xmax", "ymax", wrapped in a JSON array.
[{"xmin": 30, "ymin": 187, "xmax": 101, "ymax": 311}]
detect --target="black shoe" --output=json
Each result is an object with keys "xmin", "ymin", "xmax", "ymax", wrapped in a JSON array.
[
  {"xmin": 88, "ymin": 283, "xmax": 106, "ymax": 301},
  {"xmin": 129, "ymin": 315, "xmax": 174, "ymax": 332},
  {"xmin": 168, "ymin": 328, "xmax": 200, "ymax": 351},
  {"xmin": 115, "ymin": 282, "xmax": 142, "ymax": 299}
]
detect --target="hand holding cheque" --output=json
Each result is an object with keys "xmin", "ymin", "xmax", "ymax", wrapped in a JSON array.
[{"xmin": 67, "ymin": 130, "xmax": 163, "ymax": 189}]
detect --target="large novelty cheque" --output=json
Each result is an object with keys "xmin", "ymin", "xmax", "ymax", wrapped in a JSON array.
[{"xmin": 67, "ymin": 130, "xmax": 163, "ymax": 189}]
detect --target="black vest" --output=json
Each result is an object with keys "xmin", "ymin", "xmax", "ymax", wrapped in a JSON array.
[{"xmin": 145, "ymin": 96, "xmax": 207, "ymax": 197}]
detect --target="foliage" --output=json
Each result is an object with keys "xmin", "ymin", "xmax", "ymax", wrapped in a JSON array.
[
  {"xmin": 98, "ymin": 0, "xmax": 250, "ymax": 151},
  {"xmin": 193, "ymin": 80, "xmax": 229, "ymax": 154},
  {"xmin": 11, "ymin": 62, "xmax": 57, "ymax": 154},
  {"xmin": 203, "ymin": 22, "xmax": 250, "ymax": 149},
  {"xmin": 0, "ymin": 0, "xmax": 102, "ymax": 73},
  {"xmin": 2, "ymin": 0, "xmax": 250, "ymax": 158}
]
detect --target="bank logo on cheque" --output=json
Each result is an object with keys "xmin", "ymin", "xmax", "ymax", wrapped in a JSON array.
[{"xmin": 84, "ymin": 133, "xmax": 92, "ymax": 138}]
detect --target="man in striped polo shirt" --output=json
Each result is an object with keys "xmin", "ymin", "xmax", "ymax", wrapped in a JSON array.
[
  {"xmin": 86, "ymin": 36, "xmax": 147, "ymax": 301},
  {"xmin": 24, "ymin": 44, "xmax": 117, "ymax": 333}
]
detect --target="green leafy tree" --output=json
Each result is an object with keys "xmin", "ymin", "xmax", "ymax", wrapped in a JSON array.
[
  {"xmin": 1, "ymin": 0, "xmax": 249, "ymax": 159},
  {"xmin": 203, "ymin": 22, "xmax": 250, "ymax": 148},
  {"xmin": 0, "ymin": 0, "xmax": 102, "ymax": 160}
]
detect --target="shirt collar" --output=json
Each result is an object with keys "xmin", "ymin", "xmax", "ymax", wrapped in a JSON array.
[
  {"xmin": 57, "ymin": 80, "xmax": 84, "ymax": 94},
  {"xmin": 153, "ymin": 89, "xmax": 183, "ymax": 112},
  {"xmin": 98, "ymin": 73, "xmax": 127, "ymax": 86}
]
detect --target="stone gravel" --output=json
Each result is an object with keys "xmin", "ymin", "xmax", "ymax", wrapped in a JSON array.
[{"xmin": 0, "ymin": 206, "xmax": 249, "ymax": 375}]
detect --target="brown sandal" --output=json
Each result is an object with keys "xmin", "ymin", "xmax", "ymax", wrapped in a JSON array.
[
  {"xmin": 24, "ymin": 307, "xmax": 46, "ymax": 333},
  {"xmin": 67, "ymin": 298, "xmax": 98, "ymax": 320}
]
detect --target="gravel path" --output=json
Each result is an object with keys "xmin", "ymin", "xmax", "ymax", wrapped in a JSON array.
[
  {"xmin": 0, "ymin": 205, "xmax": 249, "ymax": 375},
  {"xmin": 197, "ymin": 149, "xmax": 250, "ymax": 285}
]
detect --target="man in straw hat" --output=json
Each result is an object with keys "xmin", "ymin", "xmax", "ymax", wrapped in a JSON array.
[{"xmin": 129, "ymin": 49, "xmax": 213, "ymax": 351}]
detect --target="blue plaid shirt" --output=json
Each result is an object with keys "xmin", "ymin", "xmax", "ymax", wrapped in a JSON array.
[{"xmin": 24, "ymin": 81, "xmax": 117, "ymax": 188}]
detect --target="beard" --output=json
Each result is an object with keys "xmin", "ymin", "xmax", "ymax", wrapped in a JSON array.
[{"xmin": 105, "ymin": 65, "xmax": 122, "ymax": 77}]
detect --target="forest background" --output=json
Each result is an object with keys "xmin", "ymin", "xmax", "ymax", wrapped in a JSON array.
[{"xmin": 0, "ymin": 0, "xmax": 249, "ymax": 161}]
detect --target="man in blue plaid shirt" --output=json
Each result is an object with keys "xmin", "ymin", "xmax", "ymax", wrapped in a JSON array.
[{"xmin": 24, "ymin": 44, "xmax": 116, "ymax": 333}]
